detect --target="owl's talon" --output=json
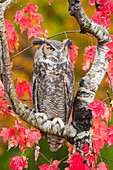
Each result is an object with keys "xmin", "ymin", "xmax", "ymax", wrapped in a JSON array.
[
  {"xmin": 51, "ymin": 117, "xmax": 65, "ymax": 131},
  {"xmin": 35, "ymin": 113, "xmax": 47, "ymax": 123}
]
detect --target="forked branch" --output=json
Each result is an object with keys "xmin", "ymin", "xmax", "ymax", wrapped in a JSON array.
[
  {"xmin": 0, "ymin": 0, "xmax": 111, "ymax": 154},
  {"xmin": 68, "ymin": 0, "xmax": 111, "ymax": 153}
]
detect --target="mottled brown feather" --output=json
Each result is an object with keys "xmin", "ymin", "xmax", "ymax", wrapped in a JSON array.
[{"xmin": 31, "ymin": 38, "xmax": 75, "ymax": 151}]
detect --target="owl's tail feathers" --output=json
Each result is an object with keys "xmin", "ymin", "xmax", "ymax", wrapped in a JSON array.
[{"xmin": 47, "ymin": 134, "xmax": 63, "ymax": 152}]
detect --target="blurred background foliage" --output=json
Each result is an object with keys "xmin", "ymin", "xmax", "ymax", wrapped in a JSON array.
[{"xmin": 0, "ymin": 0, "xmax": 113, "ymax": 169}]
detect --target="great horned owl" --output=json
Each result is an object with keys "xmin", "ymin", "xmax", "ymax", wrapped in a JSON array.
[{"xmin": 31, "ymin": 38, "xmax": 75, "ymax": 151}]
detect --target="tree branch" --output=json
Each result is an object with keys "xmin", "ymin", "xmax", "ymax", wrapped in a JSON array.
[
  {"xmin": 2, "ymin": 0, "xmax": 15, "ymax": 11},
  {"xmin": 0, "ymin": 0, "xmax": 111, "ymax": 155},
  {"xmin": 68, "ymin": 0, "xmax": 111, "ymax": 153},
  {"xmin": 0, "ymin": 2, "xmax": 77, "ymax": 145}
]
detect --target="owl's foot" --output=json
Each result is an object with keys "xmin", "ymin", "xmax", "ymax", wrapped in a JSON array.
[
  {"xmin": 51, "ymin": 117, "xmax": 65, "ymax": 134},
  {"xmin": 35, "ymin": 113, "xmax": 47, "ymax": 124}
]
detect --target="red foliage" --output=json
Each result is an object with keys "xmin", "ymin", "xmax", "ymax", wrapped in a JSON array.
[
  {"xmin": 35, "ymin": 146, "xmax": 40, "ymax": 162},
  {"xmin": 98, "ymin": 162, "xmax": 109, "ymax": 170},
  {"xmin": 67, "ymin": 152, "xmax": 91, "ymax": 170},
  {"xmin": 1, "ymin": 1, "xmax": 113, "ymax": 169},
  {"xmin": 0, "ymin": 121, "xmax": 41, "ymax": 153},
  {"xmin": 16, "ymin": 80, "xmax": 31, "ymax": 99},
  {"xmin": 69, "ymin": 45, "xmax": 78, "ymax": 69},
  {"xmin": 82, "ymin": 46, "xmax": 96, "ymax": 71},
  {"xmin": 14, "ymin": 3, "xmax": 44, "ymax": 39},
  {"xmin": 0, "ymin": 80, "xmax": 10, "ymax": 116},
  {"xmin": 16, "ymin": 80, "xmax": 28, "ymax": 99},
  {"xmin": 89, "ymin": 0, "xmax": 113, "ymax": 29},
  {"xmin": 106, "ymin": 60, "xmax": 113, "ymax": 88},
  {"xmin": 5, "ymin": 19, "xmax": 19, "ymax": 53},
  {"xmin": 88, "ymin": 99, "xmax": 112, "ymax": 154},
  {"xmin": 39, "ymin": 160, "xmax": 61, "ymax": 170},
  {"xmin": 9, "ymin": 156, "xmax": 28, "ymax": 170}
]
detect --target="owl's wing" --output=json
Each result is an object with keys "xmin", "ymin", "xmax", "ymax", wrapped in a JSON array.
[
  {"xmin": 31, "ymin": 73, "xmax": 39, "ymax": 113},
  {"xmin": 65, "ymin": 73, "xmax": 75, "ymax": 124}
]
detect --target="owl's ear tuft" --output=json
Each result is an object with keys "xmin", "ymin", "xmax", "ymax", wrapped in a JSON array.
[
  {"xmin": 32, "ymin": 38, "xmax": 46, "ymax": 45},
  {"xmin": 63, "ymin": 39, "xmax": 73, "ymax": 49}
]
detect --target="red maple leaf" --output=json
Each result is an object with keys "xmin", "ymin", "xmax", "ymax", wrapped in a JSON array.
[
  {"xmin": 106, "ymin": 35, "xmax": 113, "ymax": 59},
  {"xmin": 35, "ymin": 146, "xmax": 40, "ymax": 162},
  {"xmin": 90, "ymin": 1, "xmax": 113, "ymax": 29},
  {"xmin": 19, "ymin": 16, "xmax": 31, "ymax": 33},
  {"xmin": 87, "ymin": 99, "xmax": 111, "ymax": 122},
  {"xmin": 67, "ymin": 152, "xmax": 91, "ymax": 170},
  {"xmin": 15, "ymin": 121, "xmax": 40, "ymax": 153},
  {"xmin": 23, "ymin": 3, "xmax": 38, "ymax": 17},
  {"xmin": 14, "ymin": 10, "xmax": 24, "ymax": 23},
  {"xmin": 14, "ymin": 3, "xmax": 44, "ymax": 38},
  {"xmin": 39, "ymin": 160, "xmax": 61, "ymax": 170},
  {"xmin": 0, "ymin": 80, "xmax": 5, "ymax": 97},
  {"xmin": 82, "ymin": 143, "xmax": 90, "ymax": 154},
  {"xmin": 85, "ymin": 154, "xmax": 97, "ymax": 169},
  {"xmin": 44, "ymin": 29, "xmax": 48, "ymax": 39},
  {"xmin": 106, "ymin": 60, "xmax": 113, "ymax": 88},
  {"xmin": 69, "ymin": 45, "xmax": 78, "ymax": 69},
  {"xmin": 5, "ymin": 19, "xmax": 19, "ymax": 53},
  {"xmin": 0, "ymin": 98, "xmax": 10, "ymax": 116},
  {"xmin": 0, "ymin": 128, "xmax": 9, "ymax": 143},
  {"xmin": 32, "ymin": 14, "xmax": 43, "ymax": 24},
  {"xmin": 16, "ymin": 80, "xmax": 28, "ymax": 99},
  {"xmin": 82, "ymin": 46, "xmax": 96, "ymax": 71},
  {"xmin": 48, "ymin": 0, "xmax": 51, "ymax": 5},
  {"xmin": 89, "ymin": 0, "xmax": 100, "ymax": 6},
  {"xmin": 107, "ymin": 125, "xmax": 113, "ymax": 145},
  {"xmin": 98, "ymin": 162, "xmax": 108, "ymax": 170},
  {"xmin": 9, "ymin": 156, "xmax": 28, "ymax": 170},
  {"xmin": 28, "ymin": 25, "xmax": 43, "ymax": 39}
]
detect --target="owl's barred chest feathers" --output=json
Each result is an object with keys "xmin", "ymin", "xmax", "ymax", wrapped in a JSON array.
[
  {"xmin": 31, "ymin": 38, "xmax": 75, "ymax": 151},
  {"xmin": 34, "ymin": 59, "xmax": 73, "ymax": 122}
]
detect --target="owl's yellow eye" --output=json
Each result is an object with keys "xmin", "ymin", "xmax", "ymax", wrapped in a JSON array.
[{"xmin": 47, "ymin": 47, "xmax": 54, "ymax": 51}]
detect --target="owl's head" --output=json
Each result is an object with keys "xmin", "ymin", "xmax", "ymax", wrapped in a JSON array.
[{"xmin": 33, "ymin": 38, "xmax": 72, "ymax": 63}]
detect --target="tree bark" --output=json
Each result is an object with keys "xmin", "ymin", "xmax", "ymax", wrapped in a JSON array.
[
  {"xmin": 0, "ymin": 0, "xmax": 111, "ymax": 154},
  {"xmin": 68, "ymin": 0, "xmax": 111, "ymax": 153}
]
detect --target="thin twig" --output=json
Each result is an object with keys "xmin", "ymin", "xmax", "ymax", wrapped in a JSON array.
[
  {"xmin": 102, "ymin": 96, "xmax": 113, "ymax": 102},
  {"xmin": 93, "ymin": 152, "xmax": 113, "ymax": 162},
  {"xmin": 47, "ymin": 30, "xmax": 80, "ymax": 39},
  {"xmin": 19, "ymin": 98, "xmax": 32, "ymax": 103},
  {"xmin": 106, "ymin": 71, "xmax": 113, "ymax": 95},
  {"xmin": 10, "ymin": 45, "xmax": 34, "ymax": 59},
  {"xmin": 37, "ymin": 150, "xmax": 60, "ymax": 170},
  {"xmin": 12, "ymin": 3, "xmax": 26, "ymax": 7},
  {"xmin": 92, "ymin": 143, "xmax": 97, "ymax": 170},
  {"xmin": 19, "ymin": 99, "xmax": 32, "ymax": 101},
  {"xmin": 26, "ymin": 147, "xmax": 60, "ymax": 169},
  {"xmin": 12, "ymin": 64, "xmax": 29, "ymax": 70},
  {"xmin": 97, "ymin": 154, "xmax": 113, "ymax": 162},
  {"xmin": 107, "ymin": 90, "xmax": 111, "ymax": 103},
  {"xmin": 10, "ymin": 30, "xmax": 80, "ymax": 60}
]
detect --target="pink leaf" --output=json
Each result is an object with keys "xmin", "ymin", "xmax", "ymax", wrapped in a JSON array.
[
  {"xmin": 69, "ymin": 45, "xmax": 78, "ymax": 69},
  {"xmin": 16, "ymin": 81, "xmax": 28, "ymax": 99},
  {"xmin": 0, "ymin": 128, "xmax": 9, "ymax": 143},
  {"xmin": 98, "ymin": 162, "xmax": 108, "ymax": 170},
  {"xmin": 28, "ymin": 25, "xmax": 43, "ymax": 39},
  {"xmin": 35, "ymin": 146, "xmax": 40, "ymax": 162},
  {"xmin": 9, "ymin": 156, "xmax": 28, "ymax": 170}
]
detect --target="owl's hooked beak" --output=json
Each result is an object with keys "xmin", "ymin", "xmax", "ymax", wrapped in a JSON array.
[{"xmin": 57, "ymin": 52, "xmax": 61, "ymax": 59}]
